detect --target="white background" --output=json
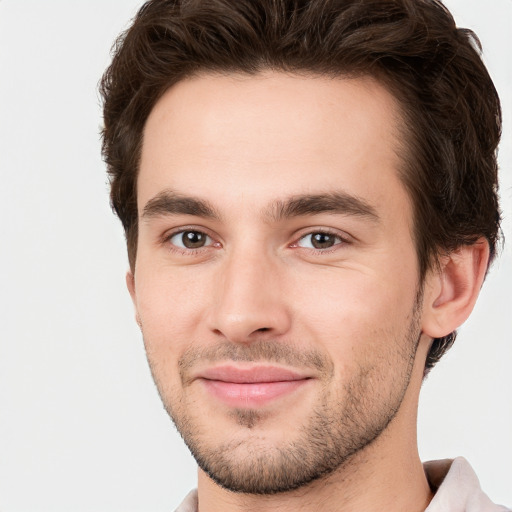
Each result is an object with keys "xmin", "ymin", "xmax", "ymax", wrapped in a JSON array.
[{"xmin": 0, "ymin": 1, "xmax": 510, "ymax": 510}]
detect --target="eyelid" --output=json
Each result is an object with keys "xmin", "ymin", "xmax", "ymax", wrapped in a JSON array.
[
  {"xmin": 159, "ymin": 225, "xmax": 352, "ymax": 254},
  {"xmin": 290, "ymin": 227, "xmax": 352, "ymax": 251},
  {"xmin": 162, "ymin": 225, "xmax": 222, "ymax": 252}
]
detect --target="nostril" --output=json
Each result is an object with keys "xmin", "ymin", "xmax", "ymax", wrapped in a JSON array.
[{"xmin": 257, "ymin": 327, "xmax": 270, "ymax": 333}]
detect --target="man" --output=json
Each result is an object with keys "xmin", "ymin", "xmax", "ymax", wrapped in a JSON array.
[{"xmin": 100, "ymin": 0, "xmax": 509, "ymax": 510}]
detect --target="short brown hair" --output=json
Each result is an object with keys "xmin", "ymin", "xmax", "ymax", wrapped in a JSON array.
[{"xmin": 100, "ymin": 0, "xmax": 502, "ymax": 372}]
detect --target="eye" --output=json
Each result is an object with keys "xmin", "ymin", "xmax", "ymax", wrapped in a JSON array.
[
  {"xmin": 169, "ymin": 230, "xmax": 213, "ymax": 249},
  {"xmin": 296, "ymin": 231, "xmax": 344, "ymax": 250}
]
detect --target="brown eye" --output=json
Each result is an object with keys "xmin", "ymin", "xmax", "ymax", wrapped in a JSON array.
[
  {"xmin": 297, "ymin": 232, "xmax": 342, "ymax": 250},
  {"xmin": 170, "ymin": 230, "xmax": 212, "ymax": 249}
]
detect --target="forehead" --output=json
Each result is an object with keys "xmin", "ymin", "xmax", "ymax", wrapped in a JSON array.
[{"xmin": 139, "ymin": 71, "xmax": 408, "ymax": 219}]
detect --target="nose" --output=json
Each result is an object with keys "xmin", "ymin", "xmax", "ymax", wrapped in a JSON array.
[{"xmin": 207, "ymin": 248, "xmax": 292, "ymax": 343}]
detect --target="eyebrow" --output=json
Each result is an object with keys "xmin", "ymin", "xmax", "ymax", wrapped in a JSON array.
[
  {"xmin": 142, "ymin": 190, "xmax": 220, "ymax": 220},
  {"xmin": 141, "ymin": 189, "xmax": 379, "ymax": 223},
  {"xmin": 265, "ymin": 192, "xmax": 379, "ymax": 222}
]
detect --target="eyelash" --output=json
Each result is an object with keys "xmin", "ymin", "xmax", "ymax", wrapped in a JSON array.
[
  {"xmin": 162, "ymin": 227, "xmax": 350, "ymax": 255},
  {"xmin": 162, "ymin": 227, "xmax": 219, "ymax": 255},
  {"xmin": 292, "ymin": 229, "xmax": 350, "ymax": 253}
]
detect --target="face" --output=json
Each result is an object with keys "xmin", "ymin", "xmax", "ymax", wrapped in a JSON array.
[{"xmin": 131, "ymin": 72, "xmax": 425, "ymax": 494}]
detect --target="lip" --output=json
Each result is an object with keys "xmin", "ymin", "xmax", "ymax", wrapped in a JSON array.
[{"xmin": 196, "ymin": 365, "xmax": 313, "ymax": 407}]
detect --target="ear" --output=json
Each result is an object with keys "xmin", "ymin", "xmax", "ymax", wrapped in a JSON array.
[
  {"xmin": 126, "ymin": 271, "xmax": 142, "ymax": 328},
  {"xmin": 422, "ymin": 239, "xmax": 490, "ymax": 338}
]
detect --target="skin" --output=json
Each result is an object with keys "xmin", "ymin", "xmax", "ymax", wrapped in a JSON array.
[{"xmin": 128, "ymin": 72, "xmax": 489, "ymax": 511}]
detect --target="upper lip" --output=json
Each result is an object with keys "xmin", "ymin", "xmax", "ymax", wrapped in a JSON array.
[{"xmin": 196, "ymin": 365, "xmax": 312, "ymax": 384}]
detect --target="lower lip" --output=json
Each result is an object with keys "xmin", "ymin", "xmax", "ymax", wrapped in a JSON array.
[{"xmin": 200, "ymin": 379, "xmax": 309, "ymax": 407}]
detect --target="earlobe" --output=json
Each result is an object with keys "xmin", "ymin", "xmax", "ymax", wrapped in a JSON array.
[{"xmin": 422, "ymin": 239, "xmax": 490, "ymax": 338}]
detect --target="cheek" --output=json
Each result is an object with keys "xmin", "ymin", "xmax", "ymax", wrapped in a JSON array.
[
  {"xmin": 290, "ymin": 272, "xmax": 420, "ymax": 398},
  {"xmin": 134, "ymin": 263, "xmax": 208, "ymax": 351},
  {"xmin": 135, "ymin": 268, "xmax": 207, "ymax": 401},
  {"xmin": 288, "ymin": 261, "xmax": 419, "ymax": 350}
]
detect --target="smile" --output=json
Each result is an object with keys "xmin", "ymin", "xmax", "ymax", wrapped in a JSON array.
[{"xmin": 196, "ymin": 365, "xmax": 313, "ymax": 407}]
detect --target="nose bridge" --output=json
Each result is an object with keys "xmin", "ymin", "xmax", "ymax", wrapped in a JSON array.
[{"xmin": 209, "ymin": 241, "xmax": 290, "ymax": 342}]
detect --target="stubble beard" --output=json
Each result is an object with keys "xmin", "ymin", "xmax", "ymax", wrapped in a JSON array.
[{"xmin": 145, "ymin": 293, "xmax": 423, "ymax": 495}]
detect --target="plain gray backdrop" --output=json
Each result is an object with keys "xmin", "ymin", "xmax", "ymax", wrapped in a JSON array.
[{"xmin": 0, "ymin": 1, "xmax": 510, "ymax": 510}]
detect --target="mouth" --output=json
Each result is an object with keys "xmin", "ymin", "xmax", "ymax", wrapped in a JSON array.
[{"xmin": 195, "ymin": 365, "xmax": 313, "ymax": 407}]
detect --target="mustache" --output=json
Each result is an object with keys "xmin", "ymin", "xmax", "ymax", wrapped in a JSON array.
[{"xmin": 178, "ymin": 340, "xmax": 334, "ymax": 381}]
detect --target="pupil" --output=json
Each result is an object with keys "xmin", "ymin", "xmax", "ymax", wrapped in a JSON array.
[
  {"xmin": 312, "ymin": 233, "xmax": 334, "ymax": 249},
  {"xmin": 183, "ymin": 231, "xmax": 205, "ymax": 248}
]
